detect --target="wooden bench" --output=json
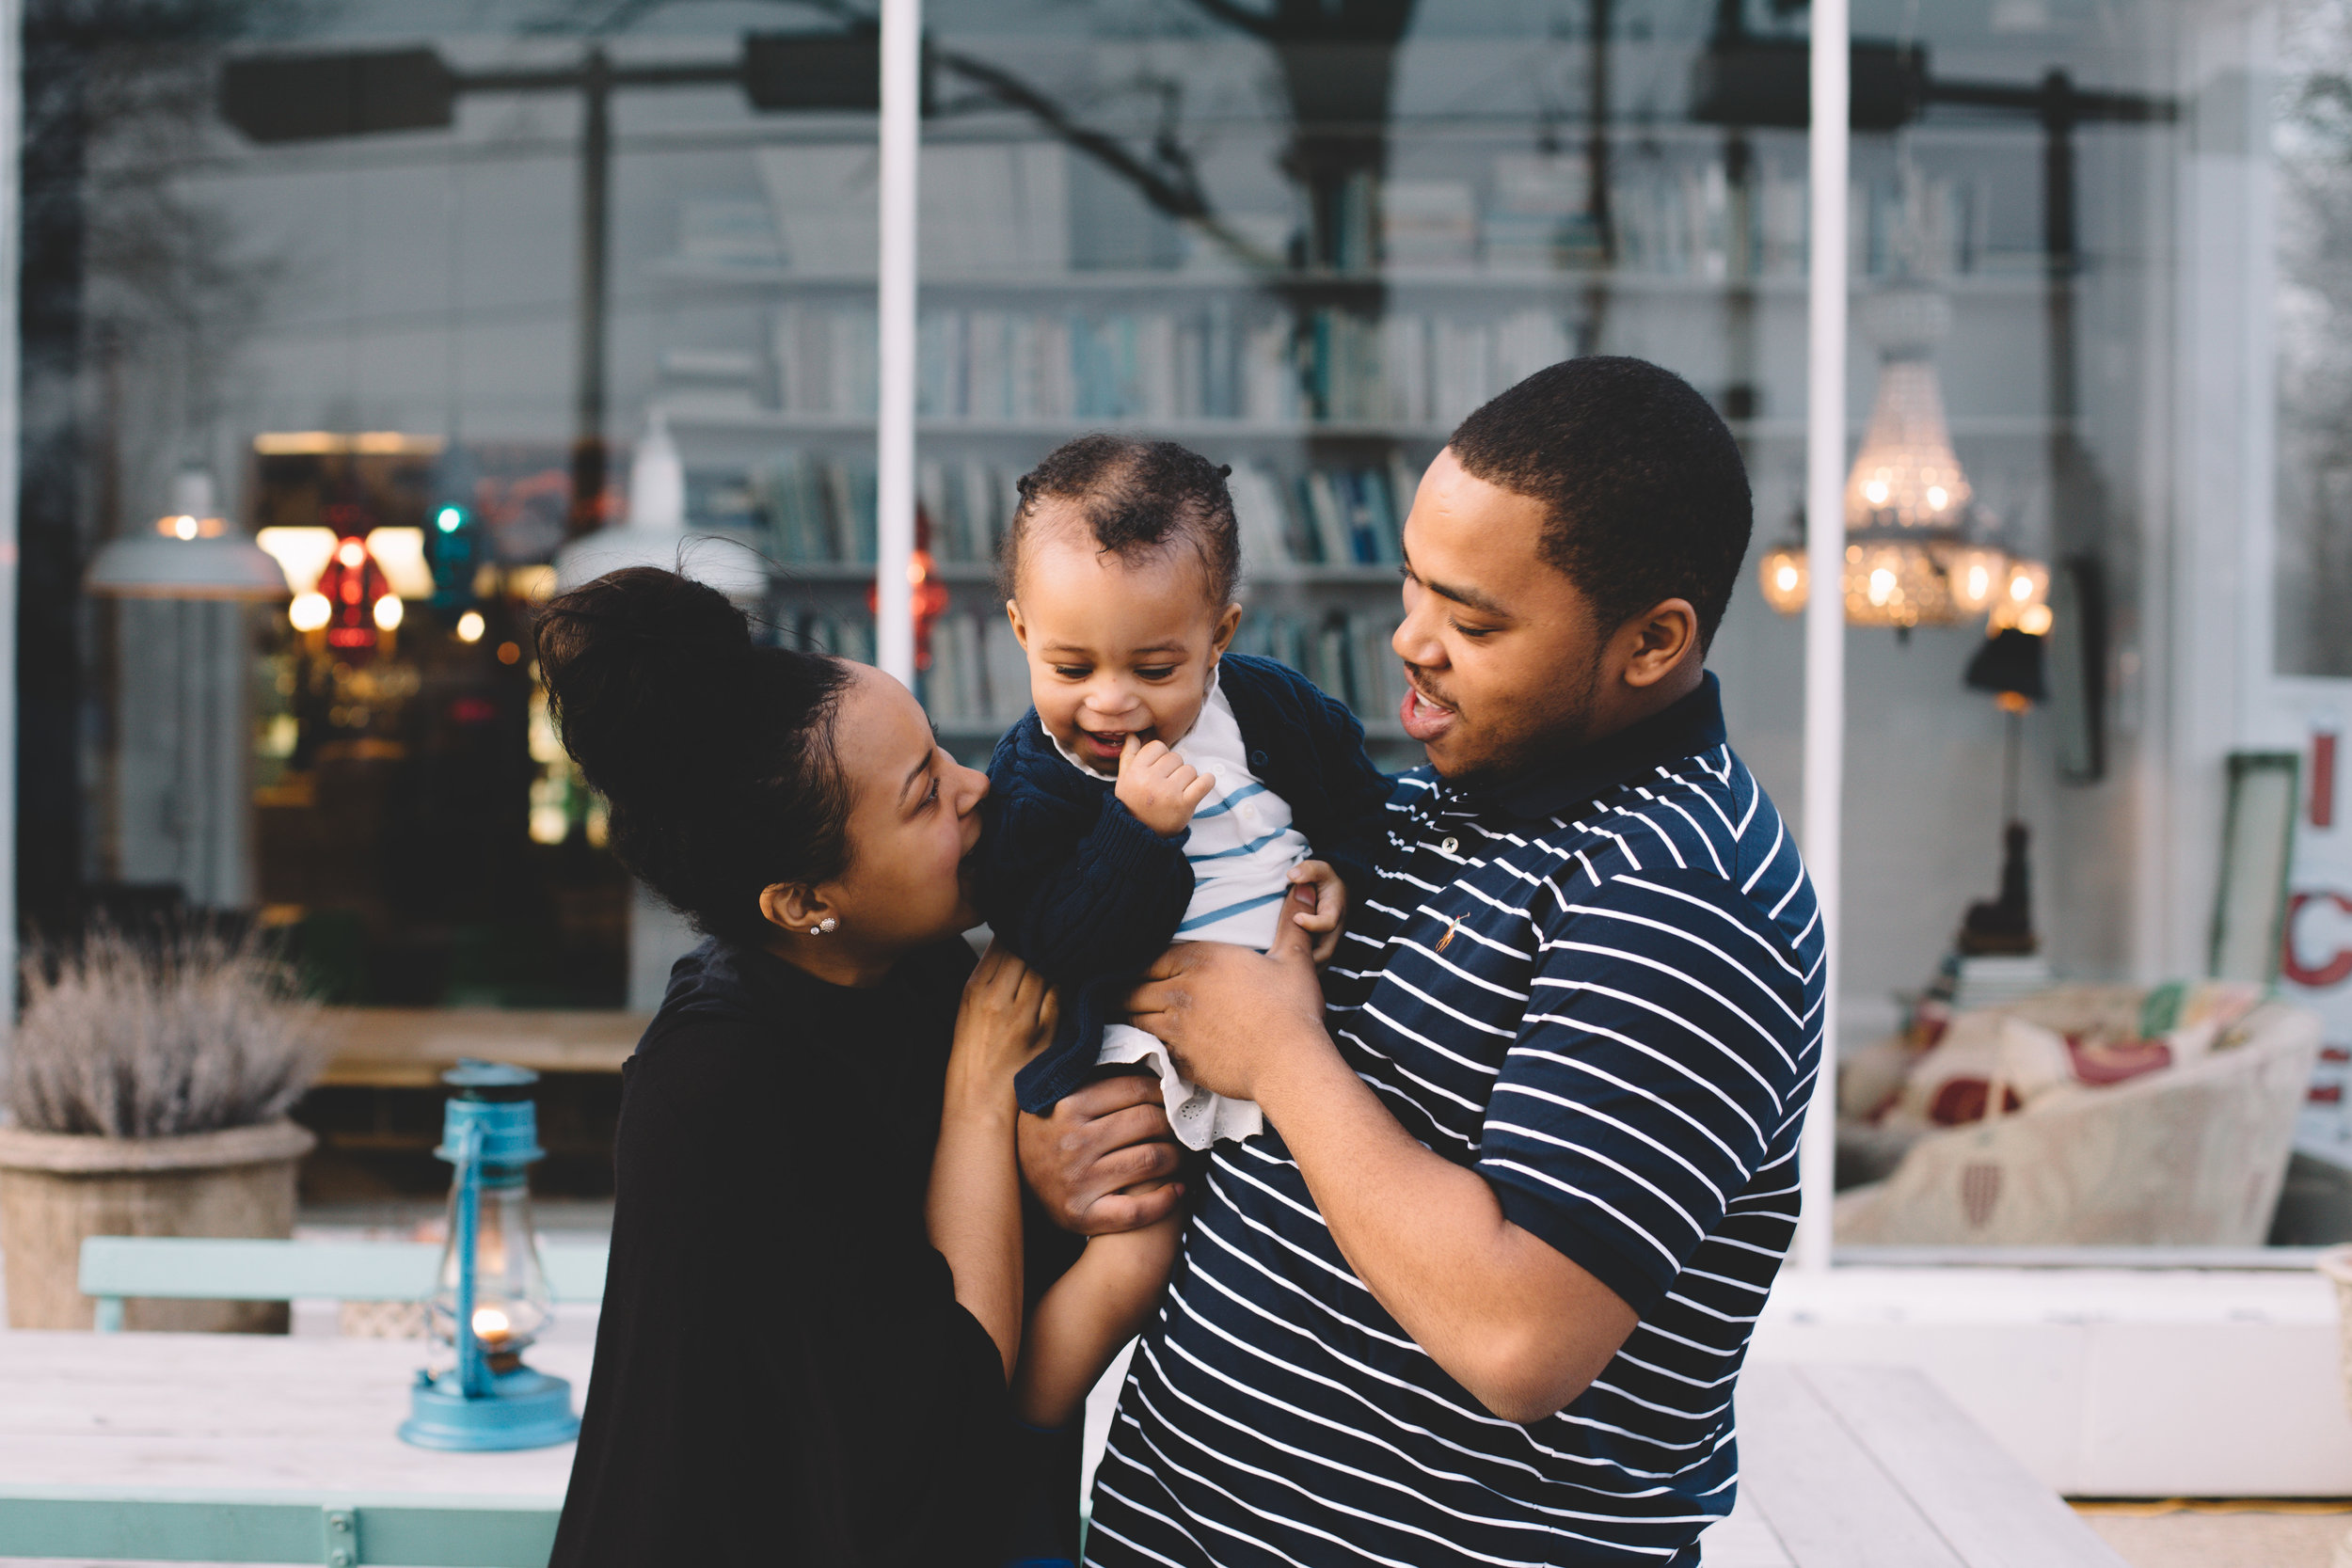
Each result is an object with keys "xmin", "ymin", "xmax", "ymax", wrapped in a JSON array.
[
  {"xmin": 316, "ymin": 1009, "xmax": 644, "ymax": 1089},
  {"xmin": 78, "ymin": 1237, "xmax": 610, "ymax": 1333}
]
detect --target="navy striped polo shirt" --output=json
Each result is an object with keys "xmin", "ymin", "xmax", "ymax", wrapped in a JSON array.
[{"xmin": 1087, "ymin": 673, "xmax": 1822, "ymax": 1567}]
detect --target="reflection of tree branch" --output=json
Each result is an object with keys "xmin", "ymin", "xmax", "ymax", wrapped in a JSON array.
[
  {"xmin": 936, "ymin": 52, "xmax": 1207, "ymax": 219},
  {"xmin": 931, "ymin": 51, "xmax": 1277, "ymax": 268},
  {"xmin": 542, "ymin": 0, "xmax": 1285, "ymax": 268}
]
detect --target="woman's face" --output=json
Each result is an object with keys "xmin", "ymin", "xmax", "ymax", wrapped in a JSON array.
[{"xmin": 806, "ymin": 666, "xmax": 991, "ymax": 958}]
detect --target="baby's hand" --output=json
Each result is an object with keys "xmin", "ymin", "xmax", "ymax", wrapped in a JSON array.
[
  {"xmin": 1116, "ymin": 736, "xmax": 1214, "ymax": 837},
  {"xmin": 1287, "ymin": 860, "xmax": 1347, "ymax": 964}
]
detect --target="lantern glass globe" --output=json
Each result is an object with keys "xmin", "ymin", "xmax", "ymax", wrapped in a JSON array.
[
  {"xmin": 429, "ymin": 1176, "xmax": 553, "ymax": 1358},
  {"xmin": 1756, "ymin": 545, "xmax": 1808, "ymax": 615}
]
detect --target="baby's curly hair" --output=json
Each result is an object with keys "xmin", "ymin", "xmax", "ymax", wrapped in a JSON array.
[{"xmin": 995, "ymin": 435, "xmax": 1241, "ymax": 609}]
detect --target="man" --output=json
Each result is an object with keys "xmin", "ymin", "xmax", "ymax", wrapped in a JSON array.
[{"xmin": 1084, "ymin": 356, "xmax": 1823, "ymax": 1566}]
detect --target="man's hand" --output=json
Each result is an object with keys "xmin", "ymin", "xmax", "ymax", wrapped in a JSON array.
[
  {"xmin": 1287, "ymin": 859, "xmax": 1348, "ymax": 964},
  {"xmin": 1126, "ymin": 882, "xmax": 1329, "ymax": 1101},
  {"xmin": 1017, "ymin": 1074, "xmax": 1185, "ymax": 1235},
  {"xmin": 1116, "ymin": 736, "xmax": 1214, "ymax": 838}
]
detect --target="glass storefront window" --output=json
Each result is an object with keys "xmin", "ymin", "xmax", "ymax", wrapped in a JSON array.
[{"xmin": 16, "ymin": 2, "xmax": 2327, "ymax": 1245}]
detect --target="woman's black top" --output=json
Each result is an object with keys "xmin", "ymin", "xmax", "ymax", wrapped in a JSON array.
[{"xmin": 549, "ymin": 934, "xmax": 1012, "ymax": 1567}]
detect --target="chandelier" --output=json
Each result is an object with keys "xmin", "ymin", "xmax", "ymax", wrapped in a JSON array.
[{"xmin": 1758, "ymin": 285, "xmax": 2050, "ymax": 634}]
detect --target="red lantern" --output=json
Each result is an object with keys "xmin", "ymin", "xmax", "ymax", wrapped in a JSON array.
[{"xmin": 310, "ymin": 502, "xmax": 399, "ymax": 650}]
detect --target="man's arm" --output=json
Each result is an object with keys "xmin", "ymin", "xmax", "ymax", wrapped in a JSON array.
[
  {"xmin": 1125, "ymin": 888, "xmax": 1633, "ymax": 1421},
  {"xmin": 1248, "ymin": 1019, "xmax": 1637, "ymax": 1420}
]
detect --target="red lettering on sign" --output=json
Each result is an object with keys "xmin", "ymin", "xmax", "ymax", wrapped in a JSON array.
[
  {"xmin": 2317, "ymin": 731, "xmax": 2339, "ymax": 830},
  {"xmin": 2286, "ymin": 891, "xmax": 2352, "ymax": 990}
]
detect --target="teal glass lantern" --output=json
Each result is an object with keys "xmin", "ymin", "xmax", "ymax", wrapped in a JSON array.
[{"xmin": 398, "ymin": 1060, "xmax": 580, "ymax": 1450}]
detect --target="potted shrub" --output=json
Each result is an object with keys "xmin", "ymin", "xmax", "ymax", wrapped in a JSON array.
[{"xmin": 0, "ymin": 919, "xmax": 326, "ymax": 1331}]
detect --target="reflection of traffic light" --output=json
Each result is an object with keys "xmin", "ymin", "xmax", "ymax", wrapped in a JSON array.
[{"xmin": 428, "ymin": 502, "xmax": 484, "ymax": 612}]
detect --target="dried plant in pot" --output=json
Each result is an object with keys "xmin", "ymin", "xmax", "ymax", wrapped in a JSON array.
[{"xmin": 0, "ymin": 919, "xmax": 328, "ymax": 1331}]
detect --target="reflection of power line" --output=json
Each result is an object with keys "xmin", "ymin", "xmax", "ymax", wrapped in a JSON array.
[{"xmin": 242, "ymin": 290, "xmax": 736, "ymax": 340}]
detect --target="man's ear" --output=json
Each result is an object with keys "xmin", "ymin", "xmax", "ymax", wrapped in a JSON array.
[
  {"xmin": 1006, "ymin": 598, "xmax": 1029, "ymax": 650},
  {"xmin": 1210, "ymin": 601, "xmax": 1243, "ymax": 657},
  {"xmin": 1618, "ymin": 598, "xmax": 1701, "ymax": 689},
  {"xmin": 759, "ymin": 882, "xmax": 836, "ymax": 936}
]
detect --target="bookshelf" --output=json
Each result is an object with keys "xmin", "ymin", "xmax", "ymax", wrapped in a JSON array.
[{"xmin": 645, "ymin": 41, "xmax": 2073, "ymax": 766}]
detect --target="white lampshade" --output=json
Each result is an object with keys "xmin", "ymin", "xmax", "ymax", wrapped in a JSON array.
[
  {"xmin": 553, "ymin": 409, "xmax": 769, "ymax": 602},
  {"xmin": 86, "ymin": 467, "xmax": 286, "ymax": 600}
]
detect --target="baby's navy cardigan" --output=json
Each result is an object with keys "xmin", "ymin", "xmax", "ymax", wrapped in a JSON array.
[{"xmin": 977, "ymin": 653, "xmax": 1397, "ymax": 1114}]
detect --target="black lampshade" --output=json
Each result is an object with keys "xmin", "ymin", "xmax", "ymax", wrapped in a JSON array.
[{"xmin": 1964, "ymin": 627, "xmax": 2048, "ymax": 704}]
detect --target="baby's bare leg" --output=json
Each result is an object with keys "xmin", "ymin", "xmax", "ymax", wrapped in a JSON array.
[{"xmin": 1013, "ymin": 1211, "xmax": 1183, "ymax": 1428}]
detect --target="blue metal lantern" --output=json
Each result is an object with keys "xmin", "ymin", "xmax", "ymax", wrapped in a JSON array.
[{"xmin": 398, "ymin": 1060, "xmax": 580, "ymax": 1450}]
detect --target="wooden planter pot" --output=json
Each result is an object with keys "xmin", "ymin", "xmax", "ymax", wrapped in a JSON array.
[{"xmin": 0, "ymin": 1119, "xmax": 316, "ymax": 1331}]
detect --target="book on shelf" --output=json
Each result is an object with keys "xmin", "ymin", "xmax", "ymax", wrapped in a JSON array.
[
  {"xmin": 792, "ymin": 301, "xmax": 1572, "ymax": 429},
  {"xmin": 1381, "ymin": 181, "xmax": 1479, "ymax": 269},
  {"xmin": 916, "ymin": 458, "xmax": 1014, "ymax": 566},
  {"xmin": 727, "ymin": 138, "xmax": 1987, "ymax": 291},
  {"xmin": 759, "ymin": 451, "xmax": 878, "ymax": 564},
  {"xmin": 920, "ymin": 608, "xmax": 1032, "ymax": 728},
  {"xmin": 658, "ymin": 346, "xmax": 765, "ymax": 419},
  {"xmin": 1232, "ymin": 607, "xmax": 1407, "ymax": 727},
  {"xmin": 1483, "ymin": 154, "xmax": 1604, "ymax": 272},
  {"xmin": 1231, "ymin": 457, "xmax": 1422, "ymax": 571},
  {"xmin": 677, "ymin": 198, "xmax": 786, "ymax": 270},
  {"xmin": 778, "ymin": 607, "xmax": 877, "ymax": 666}
]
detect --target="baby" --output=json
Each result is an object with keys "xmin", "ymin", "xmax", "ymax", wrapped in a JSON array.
[{"xmin": 976, "ymin": 434, "xmax": 1394, "ymax": 1451}]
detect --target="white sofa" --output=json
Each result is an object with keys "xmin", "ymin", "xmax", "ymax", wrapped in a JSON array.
[{"xmin": 1836, "ymin": 990, "xmax": 2320, "ymax": 1246}]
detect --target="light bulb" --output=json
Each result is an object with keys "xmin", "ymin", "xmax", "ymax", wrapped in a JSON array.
[
  {"xmin": 1868, "ymin": 567, "xmax": 1898, "ymax": 606},
  {"xmin": 337, "ymin": 538, "xmax": 367, "ymax": 568},
  {"xmin": 437, "ymin": 506, "xmax": 463, "ymax": 534},
  {"xmin": 2010, "ymin": 572, "xmax": 2032, "ymax": 601},
  {"xmin": 2017, "ymin": 604, "xmax": 2054, "ymax": 636},
  {"xmin": 1926, "ymin": 485, "xmax": 1948, "ymax": 511},
  {"xmin": 455, "ymin": 610, "xmax": 485, "ymax": 643},
  {"xmin": 1864, "ymin": 479, "xmax": 1890, "ymax": 506},
  {"xmin": 472, "ymin": 1305, "xmax": 513, "ymax": 1345},
  {"xmin": 373, "ymin": 594, "xmax": 405, "ymax": 631},
  {"xmin": 289, "ymin": 592, "xmax": 331, "ymax": 632},
  {"xmin": 171, "ymin": 515, "xmax": 199, "ymax": 540}
]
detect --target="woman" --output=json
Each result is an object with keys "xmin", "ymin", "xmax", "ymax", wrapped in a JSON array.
[{"xmin": 540, "ymin": 567, "xmax": 1058, "ymax": 1565}]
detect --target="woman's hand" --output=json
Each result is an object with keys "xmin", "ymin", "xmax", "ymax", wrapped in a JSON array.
[{"xmin": 946, "ymin": 942, "xmax": 1058, "ymax": 1104}]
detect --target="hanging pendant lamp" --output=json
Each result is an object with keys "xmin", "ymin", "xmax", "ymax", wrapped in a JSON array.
[
  {"xmin": 85, "ymin": 468, "xmax": 288, "ymax": 601},
  {"xmin": 553, "ymin": 410, "xmax": 768, "ymax": 602}
]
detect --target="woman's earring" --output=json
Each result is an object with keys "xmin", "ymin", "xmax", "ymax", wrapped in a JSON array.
[{"xmin": 814, "ymin": 917, "xmax": 838, "ymax": 934}]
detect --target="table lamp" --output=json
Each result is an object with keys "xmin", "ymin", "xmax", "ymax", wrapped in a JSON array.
[
  {"xmin": 1958, "ymin": 628, "xmax": 2049, "ymax": 956},
  {"xmin": 398, "ymin": 1060, "xmax": 580, "ymax": 1451}
]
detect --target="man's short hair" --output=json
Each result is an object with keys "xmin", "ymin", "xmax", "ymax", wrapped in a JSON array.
[{"xmin": 1448, "ymin": 356, "xmax": 1753, "ymax": 647}]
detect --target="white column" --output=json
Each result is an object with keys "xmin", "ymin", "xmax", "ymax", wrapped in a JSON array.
[
  {"xmin": 1796, "ymin": 0, "xmax": 1849, "ymax": 1274},
  {"xmin": 873, "ymin": 0, "xmax": 922, "ymax": 686}
]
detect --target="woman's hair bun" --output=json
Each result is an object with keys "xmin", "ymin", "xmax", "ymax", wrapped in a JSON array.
[
  {"xmin": 533, "ymin": 567, "xmax": 858, "ymax": 945},
  {"xmin": 535, "ymin": 567, "xmax": 759, "ymax": 804}
]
